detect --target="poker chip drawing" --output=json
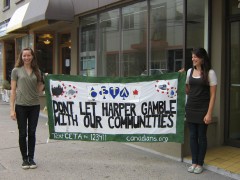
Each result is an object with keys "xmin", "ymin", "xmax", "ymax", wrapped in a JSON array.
[
  {"xmin": 51, "ymin": 84, "xmax": 64, "ymax": 97},
  {"xmin": 62, "ymin": 83, "xmax": 78, "ymax": 100},
  {"xmin": 167, "ymin": 87, "xmax": 177, "ymax": 98},
  {"xmin": 155, "ymin": 80, "xmax": 170, "ymax": 94},
  {"xmin": 89, "ymin": 87, "xmax": 97, "ymax": 101},
  {"xmin": 155, "ymin": 80, "xmax": 177, "ymax": 98},
  {"xmin": 51, "ymin": 81, "xmax": 78, "ymax": 100}
]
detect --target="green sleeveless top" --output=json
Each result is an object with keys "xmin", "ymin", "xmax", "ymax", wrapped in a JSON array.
[{"xmin": 11, "ymin": 67, "xmax": 40, "ymax": 106}]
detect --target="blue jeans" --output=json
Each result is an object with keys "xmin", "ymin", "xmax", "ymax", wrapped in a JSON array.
[
  {"xmin": 188, "ymin": 122, "xmax": 208, "ymax": 166},
  {"xmin": 15, "ymin": 105, "xmax": 40, "ymax": 160}
]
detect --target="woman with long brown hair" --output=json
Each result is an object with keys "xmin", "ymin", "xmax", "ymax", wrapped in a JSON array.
[{"xmin": 10, "ymin": 47, "xmax": 44, "ymax": 169}]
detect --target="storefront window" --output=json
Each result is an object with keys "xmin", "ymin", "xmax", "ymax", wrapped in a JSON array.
[
  {"xmin": 186, "ymin": 0, "xmax": 209, "ymax": 69},
  {"xmin": 4, "ymin": 43, "xmax": 15, "ymax": 82},
  {"xmin": 99, "ymin": 9, "xmax": 120, "ymax": 77},
  {"xmin": 150, "ymin": 0, "xmax": 183, "ymax": 73},
  {"xmin": 122, "ymin": 1, "xmax": 148, "ymax": 76},
  {"xmin": 80, "ymin": 15, "xmax": 97, "ymax": 76},
  {"xmin": 79, "ymin": 0, "xmax": 209, "ymax": 76},
  {"xmin": 35, "ymin": 33, "xmax": 53, "ymax": 74}
]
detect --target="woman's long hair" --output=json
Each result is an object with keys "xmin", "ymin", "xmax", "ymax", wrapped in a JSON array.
[
  {"xmin": 15, "ymin": 47, "xmax": 42, "ymax": 82},
  {"xmin": 192, "ymin": 48, "xmax": 212, "ymax": 85}
]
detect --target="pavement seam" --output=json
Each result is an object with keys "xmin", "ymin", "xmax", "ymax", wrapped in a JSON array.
[
  {"xmin": 0, "ymin": 163, "xmax": 6, "ymax": 171},
  {"xmin": 0, "ymin": 141, "xmax": 62, "ymax": 151}
]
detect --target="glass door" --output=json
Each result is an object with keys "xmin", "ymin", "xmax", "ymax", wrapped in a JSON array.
[
  {"xmin": 61, "ymin": 47, "xmax": 71, "ymax": 75},
  {"xmin": 227, "ymin": 21, "xmax": 240, "ymax": 147},
  {"xmin": 59, "ymin": 33, "xmax": 71, "ymax": 75}
]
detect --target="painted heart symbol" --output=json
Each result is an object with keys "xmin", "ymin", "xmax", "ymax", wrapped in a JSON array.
[{"xmin": 109, "ymin": 87, "xmax": 120, "ymax": 99}]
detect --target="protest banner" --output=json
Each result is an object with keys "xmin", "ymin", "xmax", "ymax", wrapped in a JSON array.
[{"xmin": 44, "ymin": 72, "xmax": 186, "ymax": 143}]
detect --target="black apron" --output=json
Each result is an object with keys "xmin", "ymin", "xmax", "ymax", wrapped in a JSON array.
[{"xmin": 186, "ymin": 68, "xmax": 210, "ymax": 124}]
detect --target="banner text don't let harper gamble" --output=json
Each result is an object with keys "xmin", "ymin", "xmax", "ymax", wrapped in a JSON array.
[{"xmin": 45, "ymin": 73, "xmax": 186, "ymax": 142}]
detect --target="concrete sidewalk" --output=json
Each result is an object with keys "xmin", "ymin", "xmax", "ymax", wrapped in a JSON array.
[{"xmin": 0, "ymin": 102, "xmax": 235, "ymax": 180}]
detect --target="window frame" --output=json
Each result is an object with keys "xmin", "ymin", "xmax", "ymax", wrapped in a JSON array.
[{"xmin": 3, "ymin": 0, "xmax": 10, "ymax": 11}]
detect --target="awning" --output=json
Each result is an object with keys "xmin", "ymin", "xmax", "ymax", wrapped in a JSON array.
[
  {"xmin": 22, "ymin": 0, "xmax": 74, "ymax": 27},
  {"xmin": 6, "ymin": 0, "xmax": 74, "ymax": 34},
  {"xmin": 6, "ymin": 3, "xmax": 29, "ymax": 33}
]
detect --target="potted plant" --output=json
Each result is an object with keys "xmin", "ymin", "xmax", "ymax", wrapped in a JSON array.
[{"xmin": 1, "ymin": 80, "xmax": 11, "ymax": 102}]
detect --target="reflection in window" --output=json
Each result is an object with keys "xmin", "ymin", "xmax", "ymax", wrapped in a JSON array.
[
  {"xmin": 122, "ymin": 1, "xmax": 148, "ymax": 76},
  {"xmin": 231, "ymin": 23, "xmax": 240, "ymax": 84},
  {"xmin": 229, "ymin": 0, "xmax": 240, "ymax": 16},
  {"xmin": 186, "ymin": 0, "xmax": 209, "ymax": 70},
  {"xmin": 80, "ymin": 16, "xmax": 97, "ymax": 76},
  {"xmin": 150, "ymin": 0, "xmax": 183, "ymax": 73},
  {"xmin": 123, "ymin": 13, "xmax": 134, "ymax": 29},
  {"xmin": 79, "ymin": 0, "xmax": 209, "ymax": 77},
  {"xmin": 151, "ymin": 4, "xmax": 166, "ymax": 41},
  {"xmin": 99, "ymin": 9, "xmax": 120, "ymax": 77}
]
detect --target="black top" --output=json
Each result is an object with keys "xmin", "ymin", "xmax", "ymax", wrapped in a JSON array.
[{"xmin": 185, "ymin": 68, "xmax": 210, "ymax": 124}]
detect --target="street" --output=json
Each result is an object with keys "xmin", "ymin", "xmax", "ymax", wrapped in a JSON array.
[{"xmin": 0, "ymin": 102, "xmax": 234, "ymax": 180}]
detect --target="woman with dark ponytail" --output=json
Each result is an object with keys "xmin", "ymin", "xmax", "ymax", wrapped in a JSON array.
[{"xmin": 185, "ymin": 48, "xmax": 217, "ymax": 174}]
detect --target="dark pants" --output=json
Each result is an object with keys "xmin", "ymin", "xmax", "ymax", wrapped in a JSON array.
[
  {"xmin": 15, "ymin": 105, "xmax": 40, "ymax": 160},
  {"xmin": 188, "ymin": 122, "xmax": 208, "ymax": 166}
]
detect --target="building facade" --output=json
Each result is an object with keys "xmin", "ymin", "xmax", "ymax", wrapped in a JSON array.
[{"xmin": 0, "ymin": 0, "xmax": 239, "ymax": 160}]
